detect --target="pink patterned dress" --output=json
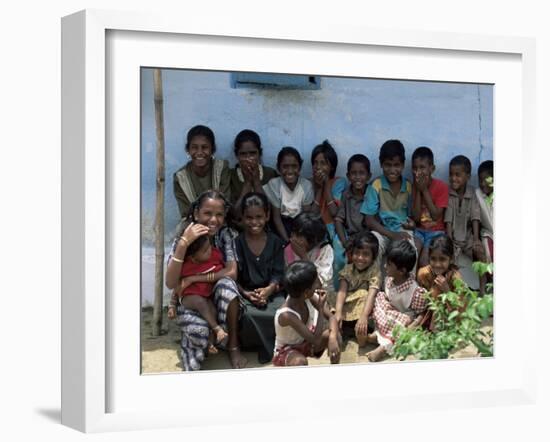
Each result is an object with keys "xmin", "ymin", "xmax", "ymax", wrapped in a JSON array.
[{"xmin": 372, "ymin": 275, "xmax": 427, "ymax": 351}]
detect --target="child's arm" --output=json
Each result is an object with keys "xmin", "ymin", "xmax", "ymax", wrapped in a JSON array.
[
  {"xmin": 471, "ymin": 219, "xmax": 484, "ymax": 259},
  {"xmin": 421, "ymin": 188, "xmax": 444, "ymax": 221},
  {"xmin": 181, "ymin": 261, "xmax": 238, "ymax": 288},
  {"xmin": 271, "ymin": 207, "xmax": 289, "ymax": 242},
  {"xmin": 334, "ymin": 218, "xmax": 349, "ymax": 250},
  {"xmin": 324, "ymin": 178, "xmax": 340, "ymax": 218},
  {"xmin": 254, "ymin": 282, "xmax": 279, "ymax": 304},
  {"xmin": 167, "ymin": 290, "xmax": 179, "ymax": 320},
  {"xmin": 411, "ymin": 186, "xmax": 423, "ymax": 223},
  {"xmin": 334, "ymin": 279, "xmax": 348, "ymax": 328},
  {"xmin": 366, "ymin": 215, "xmax": 409, "ymax": 241},
  {"xmin": 311, "ymin": 184, "xmax": 324, "ymax": 215},
  {"xmin": 445, "ymin": 222, "xmax": 453, "ymax": 241},
  {"xmin": 311, "ymin": 292, "xmax": 341, "ymax": 362},
  {"xmin": 355, "ymin": 285, "xmax": 378, "ymax": 333},
  {"xmin": 165, "ymin": 223, "xmax": 210, "ymax": 289}
]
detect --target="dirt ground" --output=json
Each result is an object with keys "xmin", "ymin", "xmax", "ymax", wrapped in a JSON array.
[{"xmin": 141, "ymin": 307, "xmax": 493, "ymax": 373}]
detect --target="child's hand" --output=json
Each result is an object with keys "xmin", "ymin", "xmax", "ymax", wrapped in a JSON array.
[
  {"xmin": 167, "ymin": 306, "xmax": 176, "ymax": 320},
  {"xmin": 241, "ymin": 160, "xmax": 257, "ymax": 182},
  {"xmin": 178, "ymin": 277, "xmax": 193, "ymax": 296},
  {"xmin": 401, "ymin": 217, "xmax": 416, "ymax": 230},
  {"xmin": 434, "ymin": 275, "xmax": 451, "ymax": 293},
  {"xmin": 181, "ymin": 222, "xmax": 210, "ymax": 247},
  {"xmin": 415, "ymin": 172, "xmax": 428, "ymax": 192},
  {"xmin": 242, "ymin": 289, "xmax": 262, "ymax": 305},
  {"xmin": 290, "ymin": 236, "xmax": 309, "ymax": 260},
  {"xmin": 328, "ymin": 335, "xmax": 341, "ymax": 364},
  {"xmin": 392, "ymin": 231, "xmax": 411, "ymax": 241},
  {"xmin": 315, "ymin": 289, "xmax": 327, "ymax": 308},
  {"xmin": 254, "ymin": 287, "xmax": 271, "ymax": 305},
  {"xmin": 355, "ymin": 316, "xmax": 369, "ymax": 336},
  {"xmin": 334, "ymin": 311, "xmax": 343, "ymax": 330},
  {"xmin": 313, "ymin": 170, "xmax": 327, "ymax": 186},
  {"xmin": 473, "ymin": 238, "xmax": 485, "ymax": 260}
]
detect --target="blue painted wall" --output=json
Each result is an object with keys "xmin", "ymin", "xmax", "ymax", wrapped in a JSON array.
[{"xmin": 141, "ymin": 69, "xmax": 493, "ymax": 245}]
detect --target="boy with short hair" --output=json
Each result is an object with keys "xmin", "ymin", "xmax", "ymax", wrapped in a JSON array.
[
  {"xmin": 360, "ymin": 139, "xmax": 416, "ymax": 264},
  {"xmin": 445, "ymin": 155, "xmax": 485, "ymax": 290},
  {"xmin": 334, "ymin": 154, "xmax": 372, "ymax": 252},
  {"xmin": 475, "ymin": 160, "xmax": 493, "ymax": 263},
  {"xmin": 411, "ymin": 146, "xmax": 449, "ymax": 268}
]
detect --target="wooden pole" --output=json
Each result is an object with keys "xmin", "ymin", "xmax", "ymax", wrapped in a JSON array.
[{"xmin": 152, "ymin": 69, "xmax": 166, "ymax": 336}]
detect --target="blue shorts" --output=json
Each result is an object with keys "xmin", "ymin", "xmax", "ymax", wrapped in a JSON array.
[{"xmin": 414, "ymin": 229, "xmax": 445, "ymax": 247}]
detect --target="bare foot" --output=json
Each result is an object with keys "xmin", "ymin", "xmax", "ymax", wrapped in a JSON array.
[
  {"xmin": 356, "ymin": 334, "xmax": 369, "ymax": 348},
  {"xmin": 366, "ymin": 345, "xmax": 387, "ymax": 362},
  {"xmin": 207, "ymin": 332, "xmax": 218, "ymax": 354},
  {"xmin": 366, "ymin": 333, "xmax": 378, "ymax": 344},
  {"xmin": 228, "ymin": 346, "xmax": 247, "ymax": 369},
  {"xmin": 213, "ymin": 325, "xmax": 228, "ymax": 345}
]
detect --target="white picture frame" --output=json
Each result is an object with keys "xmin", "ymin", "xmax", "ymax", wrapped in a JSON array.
[{"xmin": 61, "ymin": 9, "xmax": 537, "ymax": 433}]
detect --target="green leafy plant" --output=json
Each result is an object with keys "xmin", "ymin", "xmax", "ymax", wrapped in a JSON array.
[{"xmin": 392, "ymin": 263, "xmax": 493, "ymax": 361}]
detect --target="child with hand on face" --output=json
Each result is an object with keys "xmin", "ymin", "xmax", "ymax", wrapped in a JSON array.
[
  {"xmin": 417, "ymin": 235, "xmax": 464, "ymax": 331},
  {"xmin": 310, "ymin": 140, "xmax": 348, "ymax": 283},
  {"xmin": 263, "ymin": 146, "xmax": 314, "ymax": 242},
  {"xmin": 411, "ymin": 146, "xmax": 449, "ymax": 268},
  {"xmin": 168, "ymin": 234, "xmax": 227, "ymax": 353},
  {"xmin": 284, "ymin": 212, "xmax": 335, "ymax": 294},
  {"xmin": 272, "ymin": 260, "xmax": 342, "ymax": 366},
  {"xmin": 366, "ymin": 240, "xmax": 428, "ymax": 362}
]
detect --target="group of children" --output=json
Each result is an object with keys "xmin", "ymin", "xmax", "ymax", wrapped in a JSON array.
[{"xmin": 169, "ymin": 135, "xmax": 494, "ymax": 366}]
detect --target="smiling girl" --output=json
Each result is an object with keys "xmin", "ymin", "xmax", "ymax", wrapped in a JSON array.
[
  {"xmin": 416, "ymin": 235, "xmax": 464, "ymax": 331},
  {"xmin": 235, "ymin": 192, "xmax": 286, "ymax": 363},
  {"xmin": 263, "ymin": 146, "xmax": 314, "ymax": 242},
  {"xmin": 333, "ymin": 232, "xmax": 382, "ymax": 347},
  {"xmin": 165, "ymin": 190, "xmax": 246, "ymax": 370},
  {"xmin": 173, "ymin": 125, "xmax": 232, "ymax": 217},
  {"xmin": 309, "ymin": 140, "xmax": 347, "ymax": 277}
]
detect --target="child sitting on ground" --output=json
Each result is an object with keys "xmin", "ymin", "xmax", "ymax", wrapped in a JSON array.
[
  {"xmin": 272, "ymin": 260, "xmax": 342, "ymax": 366},
  {"xmin": 284, "ymin": 212, "xmax": 335, "ymax": 295},
  {"xmin": 416, "ymin": 235, "xmax": 463, "ymax": 331},
  {"xmin": 168, "ymin": 234, "xmax": 227, "ymax": 352},
  {"xmin": 360, "ymin": 139, "xmax": 416, "ymax": 268},
  {"xmin": 445, "ymin": 155, "xmax": 485, "ymax": 291},
  {"xmin": 475, "ymin": 160, "xmax": 493, "ymax": 263},
  {"xmin": 410, "ymin": 146, "xmax": 449, "ymax": 268},
  {"xmin": 367, "ymin": 240, "xmax": 428, "ymax": 362},
  {"xmin": 334, "ymin": 154, "xmax": 372, "ymax": 255},
  {"xmin": 334, "ymin": 232, "xmax": 381, "ymax": 346}
]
